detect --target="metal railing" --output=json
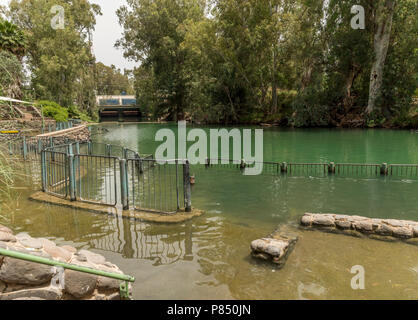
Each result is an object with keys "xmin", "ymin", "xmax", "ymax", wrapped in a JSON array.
[
  {"xmin": 203, "ymin": 158, "xmax": 418, "ymax": 179},
  {"xmin": 0, "ymin": 247, "xmax": 134, "ymax": 299},
  {"xmin": 127, "ymin": 159, "xmax": 188, "ymax": 214},
  {"xmin": 39, "ymin": 140, "xmax": 192, "ymax": 214}
]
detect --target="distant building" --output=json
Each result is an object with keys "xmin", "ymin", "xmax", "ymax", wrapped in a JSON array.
[{"xmin": 96, "ymin": 95, "xmax": 141, "ymax": 122}]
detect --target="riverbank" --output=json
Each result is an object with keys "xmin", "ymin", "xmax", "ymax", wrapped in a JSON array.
[{"xmin": 0, "ymin": 225, "xmax": 131, "ymax": 300}]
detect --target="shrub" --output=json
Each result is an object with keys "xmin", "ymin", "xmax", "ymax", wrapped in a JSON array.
[
  {"xmin": 68, "ymin": 105, "xmax": 92, "ymax": 122},
  {"xmin": 36, "ymin": 100, "xmax": 68, "ymax": 122}
]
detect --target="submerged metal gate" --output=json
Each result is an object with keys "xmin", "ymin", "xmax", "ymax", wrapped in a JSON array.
[
  {"xmin": 40, "ymin": 141, "xmax": 192, "ymax": 214},
  {"xmin": 126, "ymin": 159, "xmax": 189, "ymax": 214}
]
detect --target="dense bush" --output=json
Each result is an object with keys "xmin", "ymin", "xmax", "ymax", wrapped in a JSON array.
[
  {"xmin": 36, "ymin": 100, "xmax": 68, "ymax": 122},
  {"xmin": 68, "ymin": 105, "xmax": 92, "ymax": 122}
]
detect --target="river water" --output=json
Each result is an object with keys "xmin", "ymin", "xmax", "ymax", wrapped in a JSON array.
[{"xmin": 2, "ymin": 123, "xmax": 418, "ymax": 299}]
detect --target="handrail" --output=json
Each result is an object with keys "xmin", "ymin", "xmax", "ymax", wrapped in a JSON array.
[{"xmin": 0, "ymin": 247, "xmax": 135, "ymax": 299}]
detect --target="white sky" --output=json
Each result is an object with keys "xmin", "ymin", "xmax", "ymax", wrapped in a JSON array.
[{"xmin": 0, "ymin": 0, "xmax": 136, "ymax": 71}]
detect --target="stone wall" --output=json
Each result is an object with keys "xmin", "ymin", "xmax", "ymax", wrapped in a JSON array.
[
  {"xmin": 36, "ymin": 125, "xmax": 90, "ymax": 144},
  {"xmin": 301, "ymin": 213, "xmax": 418, "ymax": 243},
  {"xmin": 0, "ymin": 119, "xmax": 56, "ymax": 142},
  {"xmin": 0, "ymin": 225, "xmax": 131, "ymax": 300}
]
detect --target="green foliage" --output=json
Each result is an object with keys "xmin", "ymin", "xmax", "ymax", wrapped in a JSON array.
[
  {"xmin": 0, "ymin": 50, "xmax": 24, "ymax": 98},
  {"xmin": 68, "ymin": 105, "xmax": 92, "ymax": 122},
  {"xmin": 36, "ymin": 100, "xmax": 68, "ymax": 122},
  {"xmin": 290, "ymin": 90, "xmax": 331, "ymax": 127},
  {"xmin": 115, "ymin": 0, "xmax": 416, "ymax": 127},
  {"xmin": 8, "ymin": 0, "xmax": 101, "ymax": 113},
  {"xmin": 96, "ymin": 62, "xmax": 134, "ymax": 95},
  {"xmin": 0, "ymin": 19, "xmax": 26, "ymax": 59}
]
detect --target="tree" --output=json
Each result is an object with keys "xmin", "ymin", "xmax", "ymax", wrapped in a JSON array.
[
  {"xmin": 0, "ymin": 19, "xmax": 26, "ymax": 59},
  {"xmin": 96, "ymin": 62, "xmax": 134, "ymax": 95},
  {"xmin": 116, "ymin": 0, "xmax": 206, "ymax": 120},
  {"xmin": 366, "ymin": 0, "xmax": 395, "ymax": 114},
  {"xmin": 0, "ymin": 50, "xmax": 24, "ymax": 98},
  {"xmin": 7, "ymin": 0, "xmax": 101, "ymax": 111}
]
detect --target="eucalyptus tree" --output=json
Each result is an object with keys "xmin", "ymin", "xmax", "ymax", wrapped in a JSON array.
[
  {"xmin": 116, "ymin": 0, "xmax": 206, "ymax": 121},
  {"xmin": 7, "ymin": 0, "xmax": 101, "ymax": 110},
  {"xmin": 366, "ymin": 0, "xmax": 395, "ymax": 114}
]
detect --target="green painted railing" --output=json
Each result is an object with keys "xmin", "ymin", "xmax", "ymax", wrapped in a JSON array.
[{"xmin": 0, "ymin": 248, "xmax": 135, "ymax": 300}]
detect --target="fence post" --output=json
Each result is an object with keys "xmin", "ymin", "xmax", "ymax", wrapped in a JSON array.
[
  {"xmin": 135, "ymin": 153, "xmax": 143, "ymax": 174},
  {"xmin": 22, "ymin": 137, "xmax": 27, "ymax": 160},
  {"xmin": 281, "ymin": 162, "xmax": 287, "ymax": 173},
  {"xmin": 380, "ymin": 163, "xmax": 388, "ymax": 176},
  {"xmin": 183, "ymin": 160, "xmax": 192, "ymax": 212},
  {"xmin": 67, "ymin": 143, "xmax": 76, "ymax": 201},
  {"xmin": 37, "ymin": 139, "xmax": 43, "ymax": 154},
  {"xmin": 106, "ymin": 144, "xmax": 111, "ymax": 156},
  {"xmin": 68, "ymin": 154, "xmax": 76, "ymax": 201},
  {"xmin": 87, "ymin": 141, "xmax": 92, "ymax": 155},
  {"xmin": 8, "ymin": 142, "xmax": 12, "ymax": 155},
  {"xmin": 328, "ymin": 162, "xmax": 336, "ymax": 174},
  {"xmin": 41, "ymin": 151, "xmax": 46, "ymax": 192},
  {"xmin": 120, "ymin": 159, "xmax": 129, "ymax": 210},
  {"xmin": 122, "ymin": 147, "xmax": 127, "ymax": 159}
]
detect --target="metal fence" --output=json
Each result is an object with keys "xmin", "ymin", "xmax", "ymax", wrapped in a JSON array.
[
  {"xmin": 127, "ymin": 159, "xmax": 188, "ymax": 214},
  {"xmin": 39, "ymin": 141, "xmax": 192, "ymax": 214},
  {"xmin": 203, "ymin": 158, "xmax": 418, "ymax": 179}
]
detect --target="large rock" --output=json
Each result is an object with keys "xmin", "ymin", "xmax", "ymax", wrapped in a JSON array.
[
  {"xmin": 44, "ymin": 246, "xmax": 72, "ymax": 262},
  {"xmin": 0, "ymin": 225, "xmax": 12, "ymax": 234},
  {"xmin": 251, "ymin": 233, "xmax": 298, "ymax": 266},
  {"xmin": 0, "ymin": 257, "xmax": 55, "ymax": 285},
  {"xmin": 0, "ymin": 287, "xmax": 62, "ymax": 300},
  {"xmin": 311, "ymin": 214, "xmax": 335, "ymax": 227},
  {"xmin": 20, "ymin": 238, "xmax": 43, "ymax": 249},
  {"xmin": 77, "ymin": 250, "xmax": 106, "ymax": 265},
  {"xmin": 64, "ymin": 269, "xmax": 97, "ymax": 299},
  {"xmin": 0, "ymin": 232, "xmax": 16, "ymax": 243},
  {"xmin": 38, "ymin": 238, "xmax": 56, "ymax": 250}
]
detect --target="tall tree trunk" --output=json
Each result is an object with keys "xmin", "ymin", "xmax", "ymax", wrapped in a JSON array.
[
  {"xmin": 366, "ymin": 0, "xmax": 395, "ymax": 114},
  {"xmin": 272, "ymin": 50, "xmax": 278, "ymax": 114},
  {"xmin": 343, "ymin": 64, "xmax": 360, "ymax": 112}
]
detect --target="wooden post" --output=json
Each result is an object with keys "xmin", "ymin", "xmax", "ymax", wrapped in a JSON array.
[{"xmin": 328, "ymin": 162, "xmax": 336, "ymax": 174}]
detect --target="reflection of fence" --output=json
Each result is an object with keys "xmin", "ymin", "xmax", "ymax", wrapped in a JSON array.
[{"xmin": 88, "ymin": 215, "xmax": 192, "ymax": 266}]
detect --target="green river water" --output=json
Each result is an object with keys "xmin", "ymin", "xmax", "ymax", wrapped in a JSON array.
[{"xmin": 2, "ymin": 123, "xmax": 418, "ymax": 299}]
